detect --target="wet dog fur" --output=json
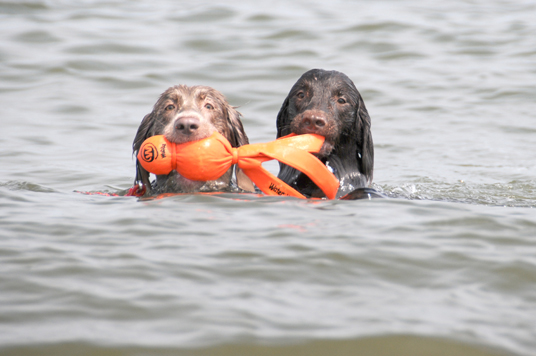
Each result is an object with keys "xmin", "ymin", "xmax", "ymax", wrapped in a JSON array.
[
  {"xmin": 132, "ymin": 85, "xmax": 254, "ymax": 196},
  {"xmin": 276, "ymin": 69, "xmax": 374, "ymax": 198}
]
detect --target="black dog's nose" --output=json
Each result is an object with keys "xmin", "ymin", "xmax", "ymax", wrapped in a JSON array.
[
  {"xmin": 301, "ymin": 113, "xmax": 327, "ymax": 131},
  {"xmin": 175, "ymin": 117, "xmax": 200, "ymax": 134}
]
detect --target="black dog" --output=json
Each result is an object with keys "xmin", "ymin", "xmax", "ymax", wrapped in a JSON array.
[
  {"xmin": 276, "ymin": 69, "xmax": 377, "ymax": 199},
  {"xmin": 132, "ymin": 85, "xmax": 254, "ymax": 196}
]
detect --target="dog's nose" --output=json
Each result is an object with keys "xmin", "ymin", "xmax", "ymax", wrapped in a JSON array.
[
  {"xmin": 175, "ymin": 117, "xmax": 200, "ymax": 134},
  {"xmin": 301, "ymin": 113, "xmax": 327, "ymax": 131}
]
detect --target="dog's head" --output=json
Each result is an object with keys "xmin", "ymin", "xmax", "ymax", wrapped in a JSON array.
[
  {"xmin": 134, "ymin": 85, "xmax": 248, "ymax": 147},
  {"xmin": 276, "ymin": 69, "xmax": 373, "ymax": 185},
  {"xmin": 132, "ymin": 85, "xmax": 251, "ymax": 194}
]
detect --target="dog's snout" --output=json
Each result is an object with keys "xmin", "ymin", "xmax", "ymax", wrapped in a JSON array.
[
  {"xmin": 302, "ymin": 114, "xmax": 327, "ymax": 129},
  {"xmin": 298, "ymin": 111, "xmax": 329, "ymax": 134},
  {"xmin": 175, "ymin": 117, "xmax": 200, "ymax": 134},
  {"xmin": 165, "ymin": 110, "xmax": 215, "ymax": 144}
]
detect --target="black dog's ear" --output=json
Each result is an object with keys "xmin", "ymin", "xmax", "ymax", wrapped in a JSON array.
[
  {"xmin": 355, "ymin": 96, "xmax": 374, "ymax": 185},
  {"xmin": 132, "ymin": 111, "xmax": 156, "ymax": 192},
  {"xmin": 276, "ymin": 95, "xmax": 291, "ymax": 138}
]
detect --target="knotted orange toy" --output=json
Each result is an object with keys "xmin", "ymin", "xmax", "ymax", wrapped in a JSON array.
[{"xmin": 137, "ymin": 132, "xmax": 339, "ymax": 199}]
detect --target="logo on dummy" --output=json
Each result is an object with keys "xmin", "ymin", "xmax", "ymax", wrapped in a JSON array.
[
  {"xmin": 269, "ymin": 182, "xmax": 288, "ymax": 196},
  {"xmin": 140, "ymin": 142, "xmax": 158, "ymax": 162}
]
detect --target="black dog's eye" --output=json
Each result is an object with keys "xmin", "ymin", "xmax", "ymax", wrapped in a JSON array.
[
  {"xmin": 165, "ymin": 104, "xmax": 175, "ymax": 111},
  {"xmin": 297, "ymin": 92, "xmax": 305, "ymax": 99},
  {"xmin": 205, "ymin": 103, "xmax": 214, "ymax": 110},
  {"xmin": 337, "ymin": 98, "xmax": 347, "ymax": 104}
]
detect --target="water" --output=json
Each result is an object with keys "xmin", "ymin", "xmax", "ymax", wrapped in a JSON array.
[{"xmin": 1, "ymin": 1, "xmax": 536, "ymax": 355}]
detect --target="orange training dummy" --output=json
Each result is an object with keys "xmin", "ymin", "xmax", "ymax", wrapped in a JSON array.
[{"xmin": 137, "ymin": 132, "xmax": 339, "ymax": 199}]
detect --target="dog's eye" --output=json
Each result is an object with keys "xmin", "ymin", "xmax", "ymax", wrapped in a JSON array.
[
  {"xmin": 297, "ymin": 92, "xmax": 305, "ymax": 99},
  {"xmin": 337, "ymin": 98, "xmax": 347, "ymax": 104},
  {"xmin": 165, "ymin": 104, "xmax": 175, "ymax": 111},
  {"xmin": 205, "ymin": 103, "xmax": 214, "ymax": 110}
]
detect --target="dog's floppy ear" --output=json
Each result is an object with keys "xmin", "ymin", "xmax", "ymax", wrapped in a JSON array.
[
  {"xmin": 354, "ymin": 96, "xmax": 374, "ymax": 185},
  {"xmin": 276, "ymin": 95, "xmax": 291, "ymax": 138},
  {"xmin": 224, "ymin": 105, "xmax": 255, "ymax": 192},
  {"xmin": 225, "ymin": 105, "xmax": 249, "ymax": 147},
  {"xmin": 132, "ymin": 111, "xmax": 156, "ymax": 192}
]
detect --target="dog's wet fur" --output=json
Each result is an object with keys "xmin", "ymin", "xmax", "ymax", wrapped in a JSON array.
[
  {"xmin": 132, "ymin": 85, "xmax": 254, "ymax": 196},
  {"xmin": 276, "ymin": 69, "xmax": 375, "ymax": 199}
]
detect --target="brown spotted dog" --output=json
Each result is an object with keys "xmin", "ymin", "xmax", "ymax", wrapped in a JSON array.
[{"xmin": 132, "ymin": 85, "xmax": 254, "ymax": 196}]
